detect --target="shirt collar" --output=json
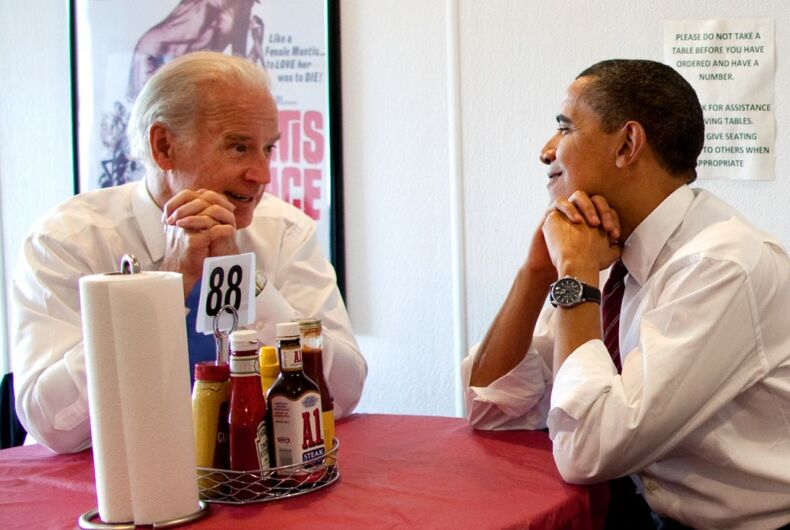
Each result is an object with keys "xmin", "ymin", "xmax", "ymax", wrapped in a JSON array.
[
  {"xmin": 131, "ymin": 179, "xmax": 166, "ymax": 263},
  {"xmin": 621, "ymin": 185, "xmax": 694, "ymax": 286}
]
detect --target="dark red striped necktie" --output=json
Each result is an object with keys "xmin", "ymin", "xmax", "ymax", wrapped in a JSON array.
[{"xmin": 602, "ymin": 259, "xmax": 628, "ymax": 372}]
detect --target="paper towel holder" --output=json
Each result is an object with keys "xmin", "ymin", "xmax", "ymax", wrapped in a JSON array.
[
  {"xmin": 105, "ymin": 254, "xmax": 141, "ymax": 276},
  {"xmin": 78, "ymin": 501, "xmax": 209, "ymax": 529},
  {"xmin": 79, "ymin": 252, "xmax": 211, "ymax": 528}
]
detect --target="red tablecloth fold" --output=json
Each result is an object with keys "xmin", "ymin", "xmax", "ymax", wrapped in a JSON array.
[{"xmin": 0, "ymin": 413, "xmax": 608, "ymax": 529}]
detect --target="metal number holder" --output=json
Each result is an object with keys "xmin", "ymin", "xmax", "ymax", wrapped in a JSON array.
[
  {"xmin": 212, "ymin": 304, "xmax": 239, "ymax": 364},
  {"xmin": 197, "ymin": 439, "xmax": 340, "ymax": 504}
]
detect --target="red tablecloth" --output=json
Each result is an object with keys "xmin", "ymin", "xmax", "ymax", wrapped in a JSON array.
[{"xmin": 0, "ymin": 414, "xmax": 608, "ymax": 529}]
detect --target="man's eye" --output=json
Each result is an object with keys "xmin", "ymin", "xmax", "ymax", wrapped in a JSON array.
[
  {"xmin": 557, "ymin": 126, "xmax": 570, "ymax": 134},
  {"xmin": 264, "ymin": 144, "xmax": 277, "ymax": 156},
  {"xmin": 233, "ymin": 144, "xmax": 247, "ymax": 153}
]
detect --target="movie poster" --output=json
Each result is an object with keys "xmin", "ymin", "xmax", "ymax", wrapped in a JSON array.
[{"xmin": 74, "ymin": 0, "xmax": 334, "ymax": 258}]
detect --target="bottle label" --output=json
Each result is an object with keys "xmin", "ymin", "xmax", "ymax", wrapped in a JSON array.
[
  {"xmin": 255, "ymin": 420, "xmax": 270, "ymax": 469},
  {"xmin": 230, "ymin": 354, "xmax": 259, "ymax": 376},
  {"xmin": 280, "ymin": 344, "xmax": 304, "ymax": 371},
  {"xmin": 270, "ymin": 392, "xmax": 325, "ymax": 467},
  {"xmin": 214, "ymin": 401, "xmax": 230, "ymax": 469}
]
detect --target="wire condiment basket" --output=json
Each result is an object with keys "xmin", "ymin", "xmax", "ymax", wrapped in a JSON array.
[{"xmin": 196, "ymin": 439, "xmax": 340, "ymax": 504}]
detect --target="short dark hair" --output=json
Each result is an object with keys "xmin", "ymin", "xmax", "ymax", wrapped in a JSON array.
[{"xmin": 577, "ymin": 59, "xmax": 704, "ymax": 183}]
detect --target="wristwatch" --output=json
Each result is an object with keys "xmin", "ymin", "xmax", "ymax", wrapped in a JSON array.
[{"xmin": 549, "ymin": 277, "xmax": 601, "ymax": 307}]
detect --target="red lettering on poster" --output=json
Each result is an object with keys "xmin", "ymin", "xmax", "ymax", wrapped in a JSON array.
[
  {"xmin": 303, "ymin": 169, "xmax": 321, "ymax": 220},
  {"xmin": 268, "ymin": 110, "xmax": 325, "ymax": 221},
  {"xmin": 303, "ymin": 111, "xmax": 324, "ymax": 164},
  {"xmin": 275, "ymin": 110, "xmax": 302, "ymax": 164}
]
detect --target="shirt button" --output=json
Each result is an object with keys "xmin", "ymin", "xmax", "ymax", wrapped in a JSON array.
[{"xmin": 645, "ymin": 480, "xmax": 659, "ymax": 493}]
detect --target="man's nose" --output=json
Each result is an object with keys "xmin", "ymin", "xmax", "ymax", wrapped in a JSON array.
[
  {"xmin": 539, "ymin": 140, "xmax": 556, "ymax": 165},
  {"xmin": 245, "ymin": 153, "xmax": 271, "ymax": 184}
]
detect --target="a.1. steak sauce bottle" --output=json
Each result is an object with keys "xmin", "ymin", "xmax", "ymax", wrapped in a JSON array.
[{"xmin": 266, "ymin": 321, "xmax": 325, "ymax": 487}]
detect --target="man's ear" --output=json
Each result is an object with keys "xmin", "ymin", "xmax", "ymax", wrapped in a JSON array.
[
  {"xmin": 615, "ymin": 121, "xmax": 646, "ymax": 169},
  {"xmin": 149, "ymin": 123, "xmax": 176, "ymax": 171}
]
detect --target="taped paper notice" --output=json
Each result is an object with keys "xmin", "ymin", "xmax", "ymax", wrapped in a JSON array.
[{"xmin": 664, "ymin": 18, "xmax": 775, "ymax": 180}]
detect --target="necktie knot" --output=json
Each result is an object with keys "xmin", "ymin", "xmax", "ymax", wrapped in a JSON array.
[{"xmin": 608, "ymin": 258, "xmax": 628, "ymax": 285}]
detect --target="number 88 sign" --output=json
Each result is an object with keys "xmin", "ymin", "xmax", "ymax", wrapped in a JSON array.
[{"xmin": 196, "ymin": 252, "xmax": 256, "ymax": 334}]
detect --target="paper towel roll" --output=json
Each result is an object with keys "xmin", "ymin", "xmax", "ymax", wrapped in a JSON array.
[{"xmin": 80, "ymin": 271, "xmax": 199, "ymax": 524}]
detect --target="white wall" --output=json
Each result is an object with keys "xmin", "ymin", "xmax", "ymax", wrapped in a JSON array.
[
  {"xmin": 0, "ymin": 0, "xmax": 74, "ymax": 374},
  {"xmin": 1, "ymin": 0, "xmax": 789, "ymax": 417},
  {"xmin": 344, "ymin": 0, "xmax": 790, "ymax": 417},
  {"xmin": 341, "ymin": 1, "xmax": 456, "ymax": 415}
]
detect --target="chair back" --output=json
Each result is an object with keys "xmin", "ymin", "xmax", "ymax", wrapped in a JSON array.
[{"xmin": 1, "ymin": 373, "xmax": 27, "ymax": 448}]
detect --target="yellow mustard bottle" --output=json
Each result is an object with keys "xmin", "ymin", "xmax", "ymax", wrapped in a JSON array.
[
  {"xmin": 192, "ymin": 362, "xmax": 230, "ymax": 470},
  {"xmin": 259, "ymin": 345, "xmax": 280, "ymax": 395}
]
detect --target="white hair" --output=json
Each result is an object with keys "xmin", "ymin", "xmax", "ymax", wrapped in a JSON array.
[{"xmin": 127, "ymin": 51, "xmax": 272, "ymax": 171}]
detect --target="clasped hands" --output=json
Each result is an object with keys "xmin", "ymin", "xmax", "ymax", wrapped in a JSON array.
[
  {"xmin": 533, "ymin": 191, "xmax": 622, "ymax": 284},
  {"xmin": 161, "ymin": 189, "xmax": 240, "ymax": 296}
]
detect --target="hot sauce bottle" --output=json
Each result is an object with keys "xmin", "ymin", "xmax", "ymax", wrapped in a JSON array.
[
  {"xmin": 267, "ymin": 322, "xmax": 324, "ymax": 480},
  {"xmin": 299, "ymin": 319, "xmax": 335, "ymax": 463},
  {"xmin": 228, "ymin": 330, "xmax": 270, "ymax": 474}
]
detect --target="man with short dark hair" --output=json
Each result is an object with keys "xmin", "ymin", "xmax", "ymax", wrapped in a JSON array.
[
  {"xmin": 13, "ymin": 51, "xmax": 367, "ymax": 455},
  {"xmin": 463, "ymin": 59, "xmax": 790, "ymax": 529}
]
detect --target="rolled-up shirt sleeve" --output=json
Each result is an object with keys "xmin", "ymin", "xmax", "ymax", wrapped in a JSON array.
[{"xmin": 462, "ymin": 304, "xmax": 556, "ymax": 431}]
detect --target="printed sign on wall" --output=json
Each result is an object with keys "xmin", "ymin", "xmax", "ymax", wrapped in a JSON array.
[{"xmin": 663, "ymin": 18, "xmax": 775, "ymax": 180}]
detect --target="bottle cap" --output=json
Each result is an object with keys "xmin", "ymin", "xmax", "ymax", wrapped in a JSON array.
[
  {"xmin": 259, "ymin": 346, "xmax": 279, "ymax": 374},
  {"xmin": 230, "ymin": 329, "xmax": 259, "ymax": 351},
  {"xmin": 194, "ymin": 361, "xmax": 230, "ymax": 382},
  {"xmin": 298, "ymin": 319, "xmax": 322, "ymax": 332},
  {"xmin": 276, "ymin": 321, "xmax": 300, "ymax": 339}
]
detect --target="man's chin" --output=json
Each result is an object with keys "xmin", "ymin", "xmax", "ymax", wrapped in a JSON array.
[
  {"xmin": 235, "ymin": 206, "xmax": 259, "ymax": 229},
  {"xmin": 234, "ymin": 196, "xmax": 264, "ymax": 229},
  {"xmin": 235, "ymin": 215, "xmax": 253, "ymax": 230}
]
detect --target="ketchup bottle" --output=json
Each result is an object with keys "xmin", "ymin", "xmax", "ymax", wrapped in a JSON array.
[{"xmin": 228, "ymin": 330, "xmax": 270, "ymax": 474}]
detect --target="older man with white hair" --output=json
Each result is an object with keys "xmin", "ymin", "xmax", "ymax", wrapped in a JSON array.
[{"xmin": 12, "ymin": 51, "xmax": 366, "ymax": 454}]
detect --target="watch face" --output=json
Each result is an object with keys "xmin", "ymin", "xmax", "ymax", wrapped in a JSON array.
[{"xmin": 552, "ymin": 277, "xmax": 582, "ymax": 306}]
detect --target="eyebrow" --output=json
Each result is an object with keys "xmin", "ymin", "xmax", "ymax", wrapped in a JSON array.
[
  {"xmin": 224, "ymin": 134, "xmax": 253, "ymax": 143},
  {"xmin": 556, "ymin": 114, "xmax": 573, "ymax": 125},
  {"xmin": 223, "ymin": 132, "xmax": 282, "ymax": 143}
]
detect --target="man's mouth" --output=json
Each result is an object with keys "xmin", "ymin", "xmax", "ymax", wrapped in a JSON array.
[
  {"xmin": 548, "ymin": 170, "xmax": 562, "ymax": 180},
  {"xmin": 225, "ymin": 191, "xmax": 255, "ymax": 203}
]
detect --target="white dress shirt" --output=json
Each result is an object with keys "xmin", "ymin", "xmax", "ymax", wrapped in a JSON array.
[
  {"xmin": 12, "ymin": 181, "xmax": 367, "ymax": 455},
  {"xmin": 463, "ymin": 186, "xmax": 790, "ymax": 529}
]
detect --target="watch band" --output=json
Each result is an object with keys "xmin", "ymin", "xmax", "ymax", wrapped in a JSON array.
[{"xmin": 579, "ymin": 282, "xmax": 602, "ymax": 304}]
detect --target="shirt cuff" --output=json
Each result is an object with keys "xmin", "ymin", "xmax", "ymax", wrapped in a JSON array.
[{"xmin": 462, "ymin": 344, "xmax": 552, "ymax": 430}]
